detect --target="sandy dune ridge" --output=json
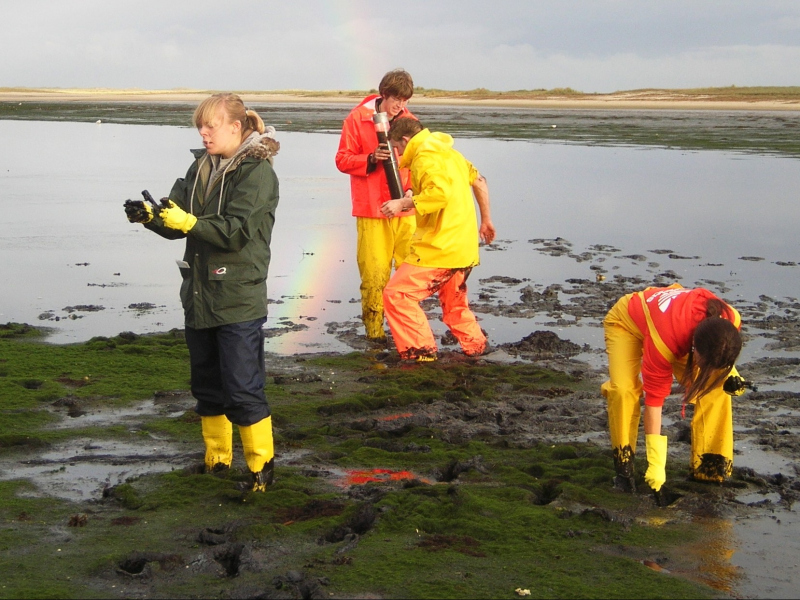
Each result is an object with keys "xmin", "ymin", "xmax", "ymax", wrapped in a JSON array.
[{"xmin": 2, "ymin": 87, "xmax": 800, "ymax": 111}]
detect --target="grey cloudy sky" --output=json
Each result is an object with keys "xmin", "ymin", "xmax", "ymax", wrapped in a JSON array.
[{"xmin": 2, "ymin": 0, "xmax": 799, "ymax": 93}]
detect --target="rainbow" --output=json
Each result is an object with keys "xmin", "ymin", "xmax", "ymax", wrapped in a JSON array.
[
  {"xmin": 265, "ymin": 228, "xmax": 353, "ymax": 353},
  {"xmin": 323, "ymin": 0, "xmax": 390, "ymax": 91}
]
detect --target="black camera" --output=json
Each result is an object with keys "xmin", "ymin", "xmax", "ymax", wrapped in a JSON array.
[{"xmin": 124, "ymin": 190, "xmax": 169, "ymax": 223}]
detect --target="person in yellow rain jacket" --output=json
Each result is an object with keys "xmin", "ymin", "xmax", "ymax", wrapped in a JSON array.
[
  {"xmin": 601, "ymin": 284, "xmax": 750, "ymax": 496},
  {"xmin": 379, "ymin": 118, "xmax": 496, "ymax": 361}
]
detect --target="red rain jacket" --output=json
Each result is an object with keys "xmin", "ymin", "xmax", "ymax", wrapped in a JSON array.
[
  {"xmin": 628, "ymin": 286, "xmax": 740, "ymax": 407},
  {"xmin": 335, "ymin": 95, "xmax": 416, "ymax": 218}
]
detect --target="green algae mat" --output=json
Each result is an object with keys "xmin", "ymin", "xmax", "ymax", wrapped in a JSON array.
[{"xmin": 0, "ymin": 324, "xmax": 733, "ymax": 598}]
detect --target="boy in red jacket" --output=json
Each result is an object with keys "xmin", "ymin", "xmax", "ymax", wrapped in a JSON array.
[{"xmin": 335, "ymin": 69, "xmax": 417, "ymax": 342}]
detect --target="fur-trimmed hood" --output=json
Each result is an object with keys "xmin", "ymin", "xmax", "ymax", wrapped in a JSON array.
[
  {"xmin": 187, "ymin": 127, "xmax": 281, "ymax": 215},
  {"xmin": 228, "ymin": 127, "xmax": 280, "ymax": 168},
  {"xmin": 191, "ymin": 127, "xmax": 280, "ymax": 169}
]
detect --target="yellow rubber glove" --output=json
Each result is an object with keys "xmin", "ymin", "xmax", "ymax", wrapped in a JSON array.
[
  {"xmin": 123, "ymin": 200, "xmax": 153, "ymax": 224},
  {"xmin": 159, "ymin": 200, "xmax": 197, "ymax": 233},
  {"xmin": 644, "ymin": 434, "xmax": 668, "ymax": 492}
]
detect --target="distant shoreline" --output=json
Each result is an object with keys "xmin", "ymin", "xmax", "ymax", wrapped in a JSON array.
[{"xmin": 2, "ymin": 88, "xmax": 800, "ymax": 112}]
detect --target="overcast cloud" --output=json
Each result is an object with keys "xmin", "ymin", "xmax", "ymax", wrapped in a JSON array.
[{"xmin": 2, "ymin": 0, "xmax": 799, "ymax": 93}]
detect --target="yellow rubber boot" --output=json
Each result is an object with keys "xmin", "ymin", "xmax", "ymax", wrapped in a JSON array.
[
  {"xmin": 238, "ymin": 416, "xmax": 275, "ymax": 491},
  {"xmin": 361, "ymin": 302, "xmax": 386, "ymax": 340},
  {"xmin": 201, "ymin": 415, "xmax": 233, "ymax": 472}
]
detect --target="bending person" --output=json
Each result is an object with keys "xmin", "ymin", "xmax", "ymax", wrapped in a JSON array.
[
  {"xmin": 602, "ymin": 284, "xmax": 747, "ymax": 494},
  {"xmin": 124, "ymin": 93, "xmax": 280, "ymax": 492},
  {"xmin": 380, "ymin": 117, "xmax": 495, "ymax": 362}
]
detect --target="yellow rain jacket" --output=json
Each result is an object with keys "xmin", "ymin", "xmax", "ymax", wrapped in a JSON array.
[{"xmin": 399, "ymin": 129, "xmax": 480, "ymax": 269}]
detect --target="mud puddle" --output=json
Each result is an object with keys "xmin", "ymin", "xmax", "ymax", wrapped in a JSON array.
[
  {"xmin": 48, "ymin": 398, "xmax": 189, "ymax": 429},
  {"xmin": 0, "ymin": 438, "xmax": 195, "ymax": 502},
  {"xmin": 729, "ymin": 504, "xmax": 800, "ymax": 599},
  {"xmin": 734, "ymin": 441, "xmax": 797, "ymax": 475},
  {"xmin": 0, "ymin": 435, "xmax": 316, "ymax": 503},
  {"xmin": 3, "ymin": 386, "xmax": 315, "ymax": 502}
]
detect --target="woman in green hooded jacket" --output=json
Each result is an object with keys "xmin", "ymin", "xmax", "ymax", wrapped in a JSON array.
[{"xmin": 125, "ymin": 93, "xmax": 279, "ymax": 492}]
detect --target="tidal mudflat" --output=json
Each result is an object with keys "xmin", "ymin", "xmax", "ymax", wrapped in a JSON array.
[{"xmin": 1, "ymin": 103, "xmax": 799, "ymax": 598}]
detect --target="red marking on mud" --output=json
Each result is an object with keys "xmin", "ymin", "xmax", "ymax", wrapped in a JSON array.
[
  {"xmin": 377, "ymin": 413, "xmax": 413, "ymax": 421},
  {"xmin": 341, "ymin": 468, "xmax": 430, "ymax": 487},
  {"xmin": 642, "ymin": 560, "xmax": 669, "ymax": 573}
]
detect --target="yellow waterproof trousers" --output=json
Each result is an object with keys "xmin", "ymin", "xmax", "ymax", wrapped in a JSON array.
[
  {"xmin": 356, "ymin": 215, "xmax": 416, "ymax": 339},
  {"xmin": 601, "ymin": 294, "xmax": 735, "ymax": 482},
  {"xmin": 672, "ymin": 361, "xmax": 736, "ymax": 481},
  {"xmin": 601, "ymin": 294, "xmax": 644, "ymax": 478},
  {"xmin": 383, "ymin": 263, "xmax": 486, "ymax": 359}
]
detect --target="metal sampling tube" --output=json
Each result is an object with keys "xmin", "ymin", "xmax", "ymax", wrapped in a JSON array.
[{"xmin": 372, "ymin": 112, "xmax": 404, "ymax": 200}]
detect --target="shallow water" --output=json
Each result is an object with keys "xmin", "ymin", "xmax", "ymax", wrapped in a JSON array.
[
  {"xmin": 2, "ymin": 113, "xmax": 800, "ymax": 598},
  {"xmin": 2, "ymin": 119, "xmax": 799, "ymax": 360}
]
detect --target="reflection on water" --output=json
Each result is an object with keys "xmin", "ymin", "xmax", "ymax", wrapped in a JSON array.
[
  {"xmin": 683, "ymin": 518, "xmax": 742, "ymax": 594},
  {"xmin": 730, "ymin": 504, "xmax": 800, "ymax": 599},
  {"xmin": 674, "ymin": 505, "xmax": 800, "ymax": 599}
]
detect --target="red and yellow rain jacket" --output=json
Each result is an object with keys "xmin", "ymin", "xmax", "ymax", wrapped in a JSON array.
[
  {"xmin": 335, "ymin": 95, "xmax": 415, "ymax": 218},
  {"xmin": 628, "ymin": 286, "xmax": 741, "ymax": 407}
]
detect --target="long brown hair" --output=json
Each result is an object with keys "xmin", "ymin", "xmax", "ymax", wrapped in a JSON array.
[{"xmin": 680, "ymin": 299, "xmax": 742, "ymax": 403}]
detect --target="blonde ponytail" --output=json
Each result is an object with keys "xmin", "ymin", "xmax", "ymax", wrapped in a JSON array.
[{"xmin": 244, "ymin": 109, "xmax": 265, "ymax": 135}]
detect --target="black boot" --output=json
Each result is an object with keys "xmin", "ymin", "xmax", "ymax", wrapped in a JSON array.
[
  {"xmin": 612, "ymin": 448, "xmax": 636, "ymax": 493},
  {"xmin": 252, "ymin": 458, "xmax": 275, "ymax": 491},
  {"xmin": 206, "ymin": 462, "xmax": 231, "ymax": 476},
  {"xmin": 238, "ymin": 459, "xmax": 274, "ymax": 492},
  {"xmin": 613, "ymin": 473, "xmax": 637, "ymax": 493}
]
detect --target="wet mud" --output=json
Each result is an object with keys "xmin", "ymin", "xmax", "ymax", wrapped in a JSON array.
[
  {"xmin": 4, "ymin": 338, "xmax": 799, "ymax": 597},
  {"xmin": 300, "ymin": 237, "xmax": 800, "ymax": 597},
  {"xmin": 2, "ymin": 334, "xmax": 799, "ymax": 598},
  {"xmin": 3, "ymin": 237, "xmax": 800, "ymax": 598}
]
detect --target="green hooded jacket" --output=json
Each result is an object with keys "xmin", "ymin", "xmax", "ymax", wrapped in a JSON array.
[{"xmin": 145, "ymin": 131, "xmax": 280, "ymax": 329}]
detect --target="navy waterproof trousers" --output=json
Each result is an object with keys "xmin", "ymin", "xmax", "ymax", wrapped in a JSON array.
[{"xmin": 185, "ymin": 317, "xmax": 270, "ymax": 426}]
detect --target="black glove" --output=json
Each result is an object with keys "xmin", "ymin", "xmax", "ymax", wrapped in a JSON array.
[
  {"xmin": 723, "ymin": 375, "xmax": 757, "ymax": 395},
  {"xmin": 124, "ymin": 199, "xmax": 154, "ymax": 224}
]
